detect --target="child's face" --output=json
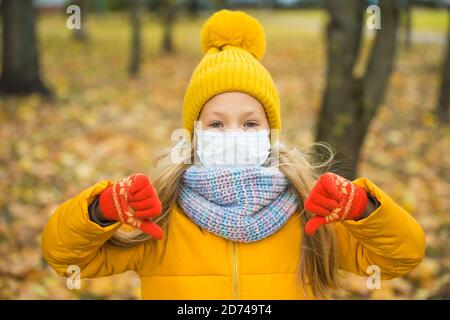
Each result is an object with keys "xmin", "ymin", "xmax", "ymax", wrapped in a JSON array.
[{"xmin": 198, "ymin": 92, "xmax": 270, "ymax": 131}]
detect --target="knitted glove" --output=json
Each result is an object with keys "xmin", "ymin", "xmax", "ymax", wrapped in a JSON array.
[
  {"xmin": 304, "ymin": 173, "xmax": 368, "ymax": 236},
  {"xmin": 99, "ymin": 173, "xmax": 163, "ymax": 239}
]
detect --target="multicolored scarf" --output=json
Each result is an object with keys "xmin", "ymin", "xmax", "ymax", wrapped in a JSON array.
[{"xmin": 177, "ymin": 166, "xmax": 299, "ymax": 243}]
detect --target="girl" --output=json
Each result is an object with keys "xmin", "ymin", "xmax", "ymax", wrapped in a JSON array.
[{"xmin": 41, "ymin": 10, "xmax": 425, "ymax": 299}]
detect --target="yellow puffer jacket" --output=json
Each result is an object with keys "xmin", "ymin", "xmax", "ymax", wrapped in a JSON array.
[{"xmin": 41, "ymin": 178, "xmax": 425, "ymax": 299}]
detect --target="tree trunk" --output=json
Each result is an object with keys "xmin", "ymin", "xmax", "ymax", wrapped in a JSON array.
[
  {"xmin": 161, "ymin": 1, "xmax": 177, "ymax": 54},
  {"xmin": 213, "ymin": 0, "xmax": 230, "ymax": 10},
  {"xmin": 187, "ymin": 0, "xmax": 199, "ymax": 19},
  {"xmin": 316, "ymin": 0, "xmax": 399, "ymax": 179},
  {"xmin": 129, "ymin": 0, "xmax": 142, "ymax": 77},
  {"xmin": 0, "ymin": 0, "xmax": 51, "ymax": 96},
  {"xmin": 436, "ymin": 8, "xmax": 450, "ymax": 123},
  {"xmin": 403, "ymin": 0, "xmax": 412, "ymax": 49},
  {"xmin": 73, "ymin": 0, "xmax": 88, "ymax": 41}
]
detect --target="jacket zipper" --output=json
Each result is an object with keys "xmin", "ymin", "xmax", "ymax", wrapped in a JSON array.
[{"xmin": 232, "ymin": 242, "xmax": 238, "ymax": 300}]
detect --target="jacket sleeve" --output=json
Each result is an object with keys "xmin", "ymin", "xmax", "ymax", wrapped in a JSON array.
[
  {"xmin": 333, "ymin": 178, "xmax": 425, "ymax": 280},
  {"xmin": 41, "ymin": 180, "xmax": 148, "ymax": 278}
]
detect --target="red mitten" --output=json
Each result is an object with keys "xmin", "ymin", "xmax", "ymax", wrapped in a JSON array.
[
  {"xmin": 304, "ymin": 173, "xmax": 368, "ymax": 236},
  {"xmin": 99, "ymin": 173, "xmax": 163, "ymax": 239}
]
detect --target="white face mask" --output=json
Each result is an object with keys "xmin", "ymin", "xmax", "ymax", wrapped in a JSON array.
[{"xmin": 195, "ymin": 129, "xmax": 271, "ymax": 167}]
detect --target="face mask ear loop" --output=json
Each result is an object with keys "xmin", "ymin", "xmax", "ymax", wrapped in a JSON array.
[
  {"xmin": 193, "ymin": 122, "xmax": 203, "ymax": 166},
  {"xmin": 258, "ymin": 130, "xmax": 272, "ymax": 167},
  {"xmin": 269, "ymin": 128, "xmax": 280, "ymax": 168}
]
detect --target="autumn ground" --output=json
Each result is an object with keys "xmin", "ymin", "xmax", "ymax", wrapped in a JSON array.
[{"xmin": 0, "ymin": 8, "xmax": 449, "ymax": 299}]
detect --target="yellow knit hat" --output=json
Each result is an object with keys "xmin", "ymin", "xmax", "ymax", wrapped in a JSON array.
[{"xmin": 182, "ymin": 9, "xmax": 281, "ymax": 133}]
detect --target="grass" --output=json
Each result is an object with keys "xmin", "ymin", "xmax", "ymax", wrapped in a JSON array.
[{"xmin": 411, "ymin": 7, "xmax": 449, "ymax": 32}]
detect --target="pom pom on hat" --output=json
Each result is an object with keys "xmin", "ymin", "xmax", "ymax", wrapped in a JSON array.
[{"xmin": 200, "ymin": 9, "xmax": 266, "ymax": 61}]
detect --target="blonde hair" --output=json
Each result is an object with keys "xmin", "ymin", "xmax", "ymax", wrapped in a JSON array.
[{"xmin": 108, "ymin": 140, "xmax": 340, "ymax": 298}]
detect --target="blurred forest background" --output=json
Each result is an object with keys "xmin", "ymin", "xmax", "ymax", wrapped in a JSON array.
[{"xmin": 0, "ymin": 0, "xmax": 449, "ymax": 299}]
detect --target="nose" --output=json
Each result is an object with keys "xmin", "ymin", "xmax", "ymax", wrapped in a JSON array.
[{"xmin": 223, "ymin": 119, "xmax": 242, "ymax": 131}]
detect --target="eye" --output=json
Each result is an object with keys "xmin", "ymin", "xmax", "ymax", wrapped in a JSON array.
[
  {"xmin": 209, "ymin": 121, "xmax": 223, "ymax": 128},
  {"xmin": 244, "ymin": 121, "xmax": 258, "ymax": 128}
]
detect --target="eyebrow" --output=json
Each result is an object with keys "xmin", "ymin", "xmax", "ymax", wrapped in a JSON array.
[
  {"xmin": 206, "ymin": 110, "xmax": 227, "ymax": 116},
  {"xmin": 206, "ymin": 110, "xmax": 261, "ymax": 117},
  {"xmin": 240, "ymin": 110, "xmax": 260, "ymax": 117}
]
